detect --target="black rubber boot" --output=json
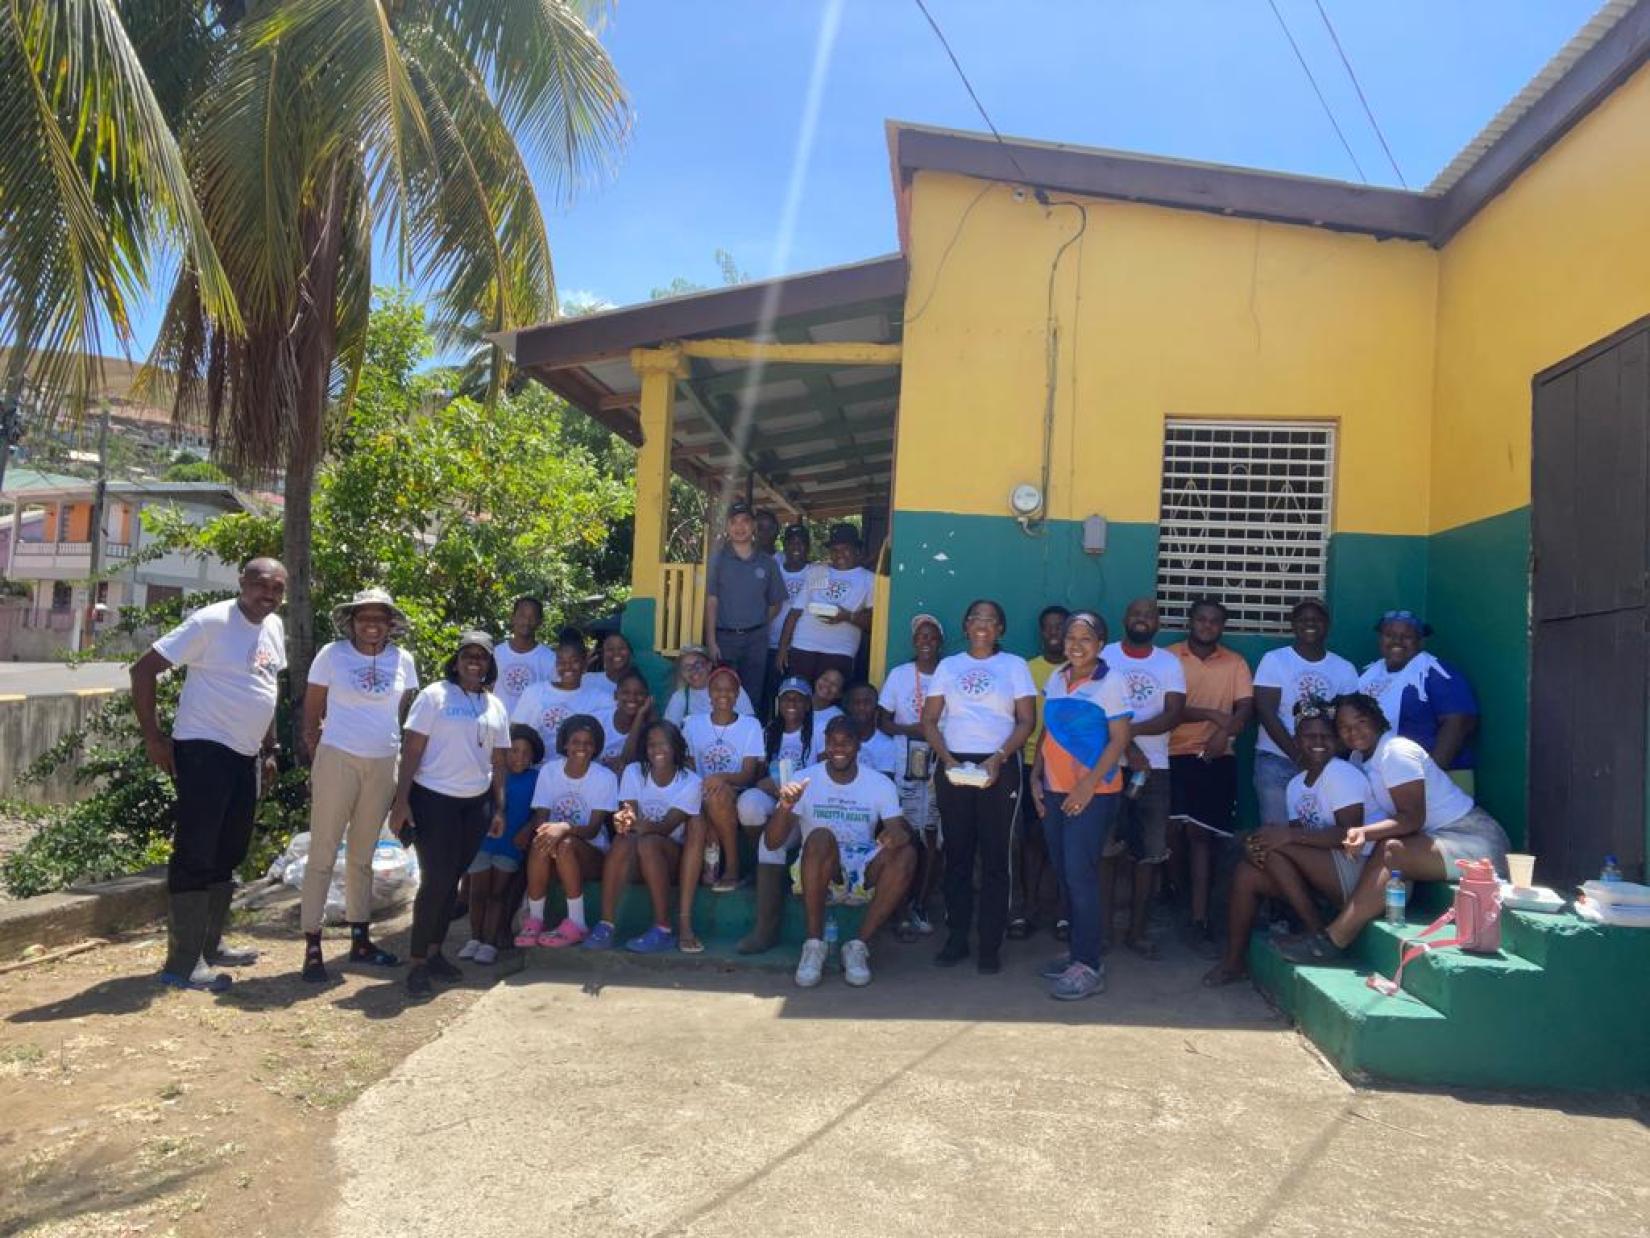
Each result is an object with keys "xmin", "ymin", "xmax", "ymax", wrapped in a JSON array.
[
  {"xmin": 736, "ymin": 864, "xmax": 789, "ymax": 955},
  {"xmin": 203, "ymin": 881, "xmax": 258, "ymax": 966},
  {"xmin": 160, "ymin": 892, "xmax": 228, "ymax": 992},
  {"xmin": 302, "ymin": 933, "xmax": 329, "ymax": 983}
]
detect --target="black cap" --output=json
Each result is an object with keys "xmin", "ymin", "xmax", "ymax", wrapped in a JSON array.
[
  {"xmin": 782, "ymin": 521, "xmax": 810, "ymax": 544},
  {"xmin": 727, "ymin": 501, "xmax": 753, "ymax": 520},
  {"xmin": 826, "ymin": 522, "xmax": 860, "ymax": 548}
]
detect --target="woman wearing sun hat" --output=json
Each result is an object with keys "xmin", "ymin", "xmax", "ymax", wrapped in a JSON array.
[
  {"xmin": 1356, "ymin": 609, "xmax": 1480, "ymax": 792},
  {"xmin": 297, "ymin": 588, "xmax": 421, "ymax": 982},
  {"xmin": 390, "ymin": 631, "xmax": 512, "ymax": 996}
]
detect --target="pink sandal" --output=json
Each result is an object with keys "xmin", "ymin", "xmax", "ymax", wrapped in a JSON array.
[
  {"xmin": 513, "ymin": 917, "xmax": 544, "ymax": 948},
  {"xmin": 539, "ymin": 917, "xmax": 588, "ymax": 949}
]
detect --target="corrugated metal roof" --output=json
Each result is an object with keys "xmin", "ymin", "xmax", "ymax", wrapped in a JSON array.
[{"xmin": 1426, "ymin": 0, "xmax": 1637, "ymax": 195}]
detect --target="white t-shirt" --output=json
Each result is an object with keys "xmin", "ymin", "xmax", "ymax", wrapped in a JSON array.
[
  {"xmin": 767, "ymin": 725, "xmax": 812, "ymax": 784},
  {"xmin": 859, "ymin": 728, "xmax": 901, "ymax": 777},
  {"xmin": 662, "ymin": 683, "xmax": 756, "ymax": 726},
  {"xmin": 1100, "ymin": 643, "xmax": 1187, "ymax": 770},
  {"xmin": 929, "ymin": 650, "xmax": 1036, "ymax": 755},
  {"xmin": 682, "ymin": 713, "xmax": 766, "ymax": 777},
  {"xmin": 810, "ymin": 704, "xmax": 845, "ymax": 753},
  {"xmin": 590, "ymin": 704, "xmax": 641, "ymax": 767},
  {"xmin": 511, "ymin": 680, "xmax": 608, "ymax": 753},
  {"xmin": 531, "ymin": 758, "xmax": 621, "ymax": 852},
  {"xmin": 581, "ymin": 673, "xmax": 626, "ymax": 706},
  {"xmin": 404, "ymin": 681, "xmax": 510, "ymax": 798},
  {"xmin": 154, "ymin": 598, "xmax": 287, "ymax": 756},
  {"xmin": 308, "ymin": 640, "xmax": 419, "ymax": 760},
  {"xmin": 492, "ymin": 642, "xmax": 557, "ymax": 713},
  {"xmin": 1354, "ymin": 733, "xmax": 1475, "ymax": 833},
  {"xmin": 789, "ymin": 565, "xmax": 875, "ymax": 657},
  {"xmin": 1253, "ymin": 646, "xmax": 1359, "ymax": 758},
  {"xmin": 1287, "ymin": 758, "xmax": 1381, "ymax": 833},
  {"xmin": 793, "ymin": 762, "xmax": 902, "ymax": 847},
  {"xmin": 770, "ymin": 558, "xmax": 811, "ymax": 648},
  {"xmin": 879, "ymin": 660, "xmax": 936, "ymax": 776},
  {"xmin": 618, "ymin": 764, "xmax": 702, "ymax": 843}
]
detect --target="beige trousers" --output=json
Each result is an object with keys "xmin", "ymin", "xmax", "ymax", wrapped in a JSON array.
[{"xmin": 301, "ymin": 744, "xmax": 398, "ymax": 933}]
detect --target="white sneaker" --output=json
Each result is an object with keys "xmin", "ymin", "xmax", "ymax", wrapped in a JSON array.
[
  {"xmin": 457, "ymin": 939, "xmax": 482, "ymax": 960},
  {"xmin": 841, "ymin": 939, "xmax": 872, "ymax": 987},
  {"xmin": 795, "ymin": 938, "xmax": 827, "ymax": 987},
  {"xmin": 474, "ymin": 943, "xmax": 498, "ymax": 965}
]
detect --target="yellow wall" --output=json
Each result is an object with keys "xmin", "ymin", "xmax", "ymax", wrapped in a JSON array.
[
  {"xmin": 896, "ymin": 172, "xmax": 1439, "ymax": 536},
  {"xmin": 1432, "ymin": 60, "xmax": 1650, "ymax": 533}
]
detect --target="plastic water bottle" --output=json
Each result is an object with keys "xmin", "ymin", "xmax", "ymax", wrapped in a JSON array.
[
  {"xmin": 1601, "ymin": 854, "xmax": 1623, "ymax": 883},
  {"xmin": 702, "ymin": 841, "xmax": 721, "ymax": 886},
  {"xmin": 824, "ymin": 914, "xmax": 840, "ymax": 964},
  {"xmin": 1385, "ymin": 873, "xmax": 1407, "ymax": 925},
  {"xmin": 1126, "ymin": 770, "xmax": 1149, "ymax": 799}
]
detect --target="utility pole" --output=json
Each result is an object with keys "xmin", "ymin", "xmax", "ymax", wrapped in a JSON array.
[{"xmin": 81, "ymin": 405, "xmax": 111, "ymax": 652}]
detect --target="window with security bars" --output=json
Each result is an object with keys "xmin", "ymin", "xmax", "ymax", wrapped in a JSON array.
[{"xmin": 1154, "ymin": 420, "xmax": 1336, "ymax": 634}]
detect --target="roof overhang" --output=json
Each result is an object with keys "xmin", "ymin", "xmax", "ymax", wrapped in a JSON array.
[
  {"xmin": 886, "ymin": 0, "xmax": 1650, "ymax": 250},
  {"xmin": 506, "ymin": 256, "xmax": 908, "ymax": 520}
]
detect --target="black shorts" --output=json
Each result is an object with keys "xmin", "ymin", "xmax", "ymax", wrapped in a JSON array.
[{"xmin": 1169, "ymin": 754, "xmax": 1237, "ymax": 835}]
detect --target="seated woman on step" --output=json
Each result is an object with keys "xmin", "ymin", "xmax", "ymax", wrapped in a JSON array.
[
  {"xmin": 583, "ymin": 719, "xmax": 705, "ymax": 954},
  {"xmin": 513, "ymin": 714, "xmax": 618, "ymax": 950},
  {"xmin": 1279, "ymin": 693, "xmax": 1510, "ymax": 965},
  {"xmin": 1202, "ymin": 700, "xmax": 1379, "ymax": 986},
  {"xmin": 733, "ymin": 677, "xmax": 814, "ymax": 954}
]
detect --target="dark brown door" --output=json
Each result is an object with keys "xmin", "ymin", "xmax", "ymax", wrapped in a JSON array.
[{"xmin": 1530, "ymin": 323, "xmax": 1650, "ymax": 882}]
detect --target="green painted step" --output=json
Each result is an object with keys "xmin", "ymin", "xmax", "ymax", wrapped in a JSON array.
[
  {"xmin": 1349, "ymin": 917, "xmax": 1545, "ymax": 1020},
  {"xmin": 533, "ymin": 878, "xmax": 869, "ymax": 950}
]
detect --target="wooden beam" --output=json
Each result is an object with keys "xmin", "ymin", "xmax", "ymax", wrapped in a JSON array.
[{"xmin": 677, "ymin": 338, "xmax": 902, "ymax": 366}]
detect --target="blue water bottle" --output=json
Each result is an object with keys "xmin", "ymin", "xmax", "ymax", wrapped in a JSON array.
[
  {"xmin": 1601, "ymin": 854, "xmax": 1623, "ymax": 883},
  {"xmin": 824, "ymin": 914, "xmax": 840, "ymax": 965},
  {"xmin": 1385, "ymin": 873, "xmax": 1407, "ymax": 925}
]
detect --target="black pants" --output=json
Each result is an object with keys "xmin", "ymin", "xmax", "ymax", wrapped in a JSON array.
[
  {"xmin": 408, "ymin": 783, "xmax": 492, "ymax": 957},
  {"xmin": 935, "ymin": 751, "xmax": 1023, "ymax": 955},
  {"xmin": 715, "ymin": 625, "xmax": 769, "ymax": 713},
  {"xmin": 169, "ymin": 739, "xmax": 258, "ymax": 894}
]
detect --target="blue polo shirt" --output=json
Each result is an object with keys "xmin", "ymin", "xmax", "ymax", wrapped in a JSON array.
[{"xmin": 1395, "ymin": 659, "xmax": 1479, "ymax": 771}]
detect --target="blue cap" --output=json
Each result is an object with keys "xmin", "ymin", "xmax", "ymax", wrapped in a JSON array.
[{"xmin": 775, "ymin": 676, "xmax": 812, "ymax": 699}]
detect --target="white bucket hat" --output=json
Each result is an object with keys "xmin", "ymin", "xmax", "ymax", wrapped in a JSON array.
[{"xmin": 331, "ymin": 587, "xmax": 410, "ymax": 638}]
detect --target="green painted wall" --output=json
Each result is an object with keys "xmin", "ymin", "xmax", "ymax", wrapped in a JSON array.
[{"xmin": 1426, "ymin": 507, "xmax": 1531, "ymax": 848}]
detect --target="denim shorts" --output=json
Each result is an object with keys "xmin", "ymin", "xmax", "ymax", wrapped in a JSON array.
[{"xmin": 467, "ymin": 850, "xmax": 521, "ymax": 875}]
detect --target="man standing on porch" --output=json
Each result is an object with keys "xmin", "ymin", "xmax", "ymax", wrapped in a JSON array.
[{"xmin": 705, "ymin": 500, "xmax": 786, "ymax": 710}]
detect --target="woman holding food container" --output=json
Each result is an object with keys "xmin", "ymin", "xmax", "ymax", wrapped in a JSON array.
[{"xmin": 920, "ymin": 598, "xmax": 1037, "ymax": 975}]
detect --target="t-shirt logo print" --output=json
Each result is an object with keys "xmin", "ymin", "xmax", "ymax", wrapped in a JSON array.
[
  {"xmin": 549, "ymin": 793, "xmax": 588, "ymax": 826},
  {"xmin": 1363, "ymin": 675, "xmax": 1390, "ymax": 700},
  {"xmin": 1120, "ymin": 671, "xmax": 1160, "ymax": 710},
  {"xmin": 502, "ymin": 664, "xmax": 533, "ymax": 695},
  {"xmin": 351, "ymin": 664, "xmax": 393, "ymax": 696},
  {"xmin": 1296, "ymin": 790, "xmax": 1322, "ymax": 826},
  {"xmin": 538, "ymin": 705, "xmax": 571, "ymax": 735},
  {"xmin": 701, "ymin": 741, "xmax": 737, "ymax": 773},
  {"xmin": 251, "ymin": 645, "xmax": 280, "ymax": 681},
  {"xmin": 1295, "ymin": 671, "xmax": 1332, "ymax": 703},
  {"xmin": 956, "ymin": 667, "xmax": 995, "ymax": 699}
]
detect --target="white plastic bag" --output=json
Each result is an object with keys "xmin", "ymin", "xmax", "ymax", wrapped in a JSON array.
[{"xmin": 277, "ymin": 833, "xmax": 421, "ymax": 923}]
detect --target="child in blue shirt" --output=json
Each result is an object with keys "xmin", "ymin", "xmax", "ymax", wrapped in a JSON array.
[{"xmin": 460, "ymin": 724, "xmax": 544, "ymax": 963}]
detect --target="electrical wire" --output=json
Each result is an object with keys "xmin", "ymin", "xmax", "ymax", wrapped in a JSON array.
[
  {"xmin": 912, "ymin": 0, "xmax": 1031, "ymax": 184},
  {"xmin": 1312, "ymin": 0, "xmax": 1407, "ymax": 187},
  {"xmin": 1030, "ymin": 199, "xmax": 1088, "ymax": 537},
  {"xmin": 1263, "ymin": 0, "xmax": 1367, "ymax": 184},
  {"xmin": 902, "ymin": 180, "xmax": 997, "ymax": 327}
]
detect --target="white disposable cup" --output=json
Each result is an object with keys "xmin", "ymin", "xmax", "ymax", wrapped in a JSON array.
[{"xmin": 1506, "ymin": 853, "xmax": 1536, "ymax": 888}]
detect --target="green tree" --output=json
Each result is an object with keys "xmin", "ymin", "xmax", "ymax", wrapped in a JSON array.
[
  {"xmin": 146, "ymin": 0, "xmax": 631, "ymax": 701},
  {"xmin": 0, "ymin": 0, "xmax": 236, "ymax": 460}
]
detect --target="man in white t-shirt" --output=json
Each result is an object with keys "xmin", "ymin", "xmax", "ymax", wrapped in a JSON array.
[
  {"xmin": 765, "ymin": 716, "xmax": 915, "ymax": 988},
  {"xmin": 1101, "ymin": 597, "xmax": 1186, "ymax": 959},
  {"xmin": 763, "ymin": 521, "xmax": 812, "ymax": 717},
  {"xmin": 777, "ymin": 523, "xmax": 875, "ymax": 685},
  {"xmin": 132, "ymin": 558, "xmax": 289, "ymax": 992},
  {"xmin": 1251, "ymin": 599, "xmax": 1358, "ymax": 825},
  {"xmin": 491, "ymin": 596, "xmax": 556, "ymax": 713}
]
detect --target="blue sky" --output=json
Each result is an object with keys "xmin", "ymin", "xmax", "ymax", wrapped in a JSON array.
[{"xmin": 531, "ymin": 0, "xmax": 1602, "ymax": 311}]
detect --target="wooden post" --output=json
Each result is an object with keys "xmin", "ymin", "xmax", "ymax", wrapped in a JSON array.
[{"xmin": 629, "ymin": 346, "xmax": 687, "ymax": 600}]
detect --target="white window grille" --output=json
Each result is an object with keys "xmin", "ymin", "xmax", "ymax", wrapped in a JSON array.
[{"xmin": 1155, "ymin": 419, "xmax": 1336, "ymax": 634}]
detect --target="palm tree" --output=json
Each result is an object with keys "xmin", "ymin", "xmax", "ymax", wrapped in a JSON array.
[
  {"xmin": 148, "ymin": 0, "xmax": 630, "ymax": 696},
  {"xmin": 0, "ymin": 0, "xmax": 238, "ymax": 490}
]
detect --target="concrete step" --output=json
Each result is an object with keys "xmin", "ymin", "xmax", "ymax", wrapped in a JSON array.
[
  {"xmin": 1348, "ymin": 917, "xmax": 1545, "ymax": 1019},
  {"xmin": 532, "ymin": 879, "xmax": 872, "ymax": 952}
]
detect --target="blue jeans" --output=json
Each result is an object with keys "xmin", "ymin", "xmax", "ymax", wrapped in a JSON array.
[
  {"xmin": 1253, "ymin": 750, "xmax": 1296, "ymax": 827},
  {"xmin": 1043, "ymin": 791, "xmax": 1119, "ymax": 970}
]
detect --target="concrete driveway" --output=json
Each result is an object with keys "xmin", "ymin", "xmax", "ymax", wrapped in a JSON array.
[{"xmin": 329, "ymin": 940, "xmax": 1650, "ymax": 1238}]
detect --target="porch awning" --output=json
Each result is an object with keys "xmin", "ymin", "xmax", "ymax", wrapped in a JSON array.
[{"xmin": 506, "ymin": 254, "xmax": 907, "ymax": 519}]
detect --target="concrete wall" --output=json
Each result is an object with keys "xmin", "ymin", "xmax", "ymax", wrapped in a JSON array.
[{"xmin": 0, "ymin": 688, "xmax": 124, "ymax": 803}]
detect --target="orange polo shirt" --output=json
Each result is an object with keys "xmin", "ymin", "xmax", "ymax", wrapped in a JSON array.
[{"xmin": 1167, "ymin": 642, "xmax": 1254, "ymax": 758}]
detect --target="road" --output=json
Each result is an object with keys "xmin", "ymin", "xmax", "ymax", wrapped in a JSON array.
[{"xmin": 0, "ymin": 660, "xmax": 130, "ymax": 697}]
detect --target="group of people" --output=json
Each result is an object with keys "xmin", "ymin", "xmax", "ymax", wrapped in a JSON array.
[{"xmin": 132, "ymin": 517, "xmax": 1510, "ymax": 1004}]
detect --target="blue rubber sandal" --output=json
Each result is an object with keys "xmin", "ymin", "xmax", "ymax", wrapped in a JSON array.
[
  {"xmin": 625, "ymin": 925, "xmax": 677, "ymax": 954},
  {"xmin": 582, "ymin": 922, "xmax": 617, "ymax": 950}
]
